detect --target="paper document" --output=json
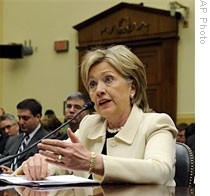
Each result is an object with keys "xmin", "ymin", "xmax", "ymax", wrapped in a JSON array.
[{"xmin": 0, "ymin": 174, "xmax": 99, "ymax": 187}]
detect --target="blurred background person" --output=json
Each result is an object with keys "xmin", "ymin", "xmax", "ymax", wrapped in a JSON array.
[
  {"xmin": 0, "ymin": 114, "xmax": 21, "ymax": 156},
  {"xmin": 59, "ymin": 92, "xmax": 91, "ymax": 140},
  {"xmin": 176, "ymin": 122, "xmax": 195, "ymax": 156},
  {"xmin": 44, "ymin": 109, "xmax": 56, "ymax": 116},
  {"xmin": 176, "ymin": 122, "xmax": 188, "ymax": 143},
  {"xmin": 0, "ymin": 113, "xmax": 20, "ymax": 137},
  {"xmin": 185, "ymin": 123, "xmax": 195, "ymax": 156},
  {"xmin": 41, "ymin": 110, "xmax": 62, "ymax": 137}
]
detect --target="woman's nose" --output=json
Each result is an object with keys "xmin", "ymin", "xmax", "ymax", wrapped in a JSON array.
[{"xmin": 95, "ymin": 82, "xmax": 106, "ymax": 96}]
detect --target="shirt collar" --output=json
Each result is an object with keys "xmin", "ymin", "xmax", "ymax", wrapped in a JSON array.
[{"xmin": 27, "ymin": 123, "xmax": 41, "ymax": 139}]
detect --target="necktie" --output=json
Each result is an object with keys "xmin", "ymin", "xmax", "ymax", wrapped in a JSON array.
[{"xmin": 11, "ymin": 134, "xmax": 30, "ymax": 170}]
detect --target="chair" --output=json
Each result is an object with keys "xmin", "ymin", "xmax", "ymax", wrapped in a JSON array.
[{"xmin": 174, "ymin": 142, "xmax": 195, "ymax": 187}]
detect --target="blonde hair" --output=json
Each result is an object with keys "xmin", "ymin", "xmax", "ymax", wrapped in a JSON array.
[{"xmin": 80, "ymin": 45, "xmax": 151, "ymax": 112}]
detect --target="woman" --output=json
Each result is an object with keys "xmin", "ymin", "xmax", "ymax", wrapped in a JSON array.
[{"xmin": 15, "ymin": 45, "xmax": 177, "ymax": 185}]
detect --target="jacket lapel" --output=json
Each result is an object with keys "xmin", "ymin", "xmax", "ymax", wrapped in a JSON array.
[
  {"xmin": 116, "ymin": 105, "xmax": 143, "ymax": 144},
  {"xmin": 87, "ymin": 104, "xmax": 143, "ymax": 145}
]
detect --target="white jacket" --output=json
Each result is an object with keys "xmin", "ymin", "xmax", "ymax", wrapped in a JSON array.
[{"xmin": 49, "ymin": 104, "xmax": 177, "ymax": 186}]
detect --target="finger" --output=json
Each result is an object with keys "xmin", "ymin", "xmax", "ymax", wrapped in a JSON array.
[
  {"xmin": 40, "ymin": 139, "xmax": 64, "ymax": 146},
  {"xmin": 38, "ymin": 142, "xmax": 64, "ymax": 155},
  {"xmin": 23, "ymin": 154, "xmax": 44, "ymax": 180},
  {"xmin": 38, "ymin": 139, "xmax": 66, "ymax": 152},
  {"xmin": 39, "ymin": 150, "xmax": 59, "ymax": 162},
  {"xmin": 22, "ymin": 159, "xmax": 32, "ymax": 180},
  {"xmin": 1, "ymin": 166, "xmax": 13, "ymax": 174},
  {"xmin": 0, "ymin": 165, "xmax": 7, "ymax": 169},
  {"xmin": 40, "ymin": 155, "xmax": 49, "ymax": 179},
  {"xmin": 67, "ymin": 128, "xmax": 80, "ymax": 143},
  {"xmin": 38, "ymin": 144, "xmax": 65, "ymax": 159},
  {"xmin": 28, "ymin": 157, "xmax": 38, "ymax": 180},
  {"xmin": 67, "ymin": 127, "xmax": 73, "ymax": 138},
  {"xmin": 29, "ymin": 156, "xmax": 41, "ymax": 180}
]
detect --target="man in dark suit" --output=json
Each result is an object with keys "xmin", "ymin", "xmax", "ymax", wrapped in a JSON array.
[
  {"xmin": 185, "ymin": 123, "xmax": 195, "ymax": 157},
  {"xmin": 0, "ymin": 98, "xmax": 55, "ymax": 173}
]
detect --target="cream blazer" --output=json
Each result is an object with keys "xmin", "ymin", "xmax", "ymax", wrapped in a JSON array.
[{"xmin": 49, "ymin": 104, "xmax": 178, "ymax": 186}]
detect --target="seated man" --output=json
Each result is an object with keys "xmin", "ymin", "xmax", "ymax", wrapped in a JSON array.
[
  {"xmin": 0, "ymin": 98, "xmax": 55, "ymax": 173},
  {"xmin": 58, "ymin": 92, "xmax": 91, "ymax": 140},
  {"xmin": 176, "ymin": 123, "xmax": 188, "ymax": 143},
  {"xmin": 185, "ymin": 123, "xmax": 195, "ymax": 156},
  {"xmin": 0, "ymin": 114, "xmax": 21, "ymax": 156}
]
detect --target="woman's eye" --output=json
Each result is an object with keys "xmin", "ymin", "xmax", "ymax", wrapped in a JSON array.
[
  {"xmin": 89, "ymin": 81, "xmax": 97, "ymax": 89},
  {"xmin": 104, "ymin": 76, "xmax": 114, "ymax": 83}
]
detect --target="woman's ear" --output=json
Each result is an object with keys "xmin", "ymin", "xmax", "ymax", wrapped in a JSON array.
[{"xmin": 130, "ymin": 82, "xmax": 136, "ymax": 97}]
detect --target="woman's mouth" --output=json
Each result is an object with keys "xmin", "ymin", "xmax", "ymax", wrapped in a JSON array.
[{"xmin": 99, "ymin": 100, "xmax": 111, "ymax": 106}]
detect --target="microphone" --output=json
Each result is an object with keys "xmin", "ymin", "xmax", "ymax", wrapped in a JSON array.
[{"xmin": 0, "ymin": 101, "xmax": 95, "ymax": 166}]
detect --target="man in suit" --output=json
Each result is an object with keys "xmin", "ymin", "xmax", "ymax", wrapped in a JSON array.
[
  {"xmin": 185, "ymin": 123, "xmax": 195, "ymax": 156},
  {"xmin": 0, "ymin": 98, "xmax": 54, "ymax": 173}
]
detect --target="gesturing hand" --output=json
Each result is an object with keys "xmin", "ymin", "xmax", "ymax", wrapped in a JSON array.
[{"xmin": 38, "ymin": 128, "xmax": 92, "ymax": 172}]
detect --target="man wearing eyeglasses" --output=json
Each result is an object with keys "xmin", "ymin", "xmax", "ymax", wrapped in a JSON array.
[
  {"xmin": 0, "ymin": 114, "xmax": 21, "ymax": 173},
  {"xmin": 0, "ymin": 98, "xmax": 55, "ymax": 173},
  {"xmin": 0, "ymin": 114, "xmax": 20, "ymax": 136},
  {"xmin": 0, "ymin": 114, "xmax": 21, "ymax": 153}
]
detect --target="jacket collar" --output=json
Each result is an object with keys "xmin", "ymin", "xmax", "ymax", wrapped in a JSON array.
[{"xmin": 87, "ymin": 104, "xmax": 143, "ymax": 145}]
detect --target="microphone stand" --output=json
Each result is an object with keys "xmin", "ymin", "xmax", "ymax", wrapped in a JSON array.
[{"xmin": 0, "ymin": 101, "xmax": 94, "ymax": 166}]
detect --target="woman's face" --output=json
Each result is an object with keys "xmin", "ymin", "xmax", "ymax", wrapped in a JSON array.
[{"xmin": 88, "ymin": 62, "xmax": 135, "ymax": 121}]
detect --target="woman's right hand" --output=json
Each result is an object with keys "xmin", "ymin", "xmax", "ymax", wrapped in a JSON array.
[{"xmin": 22, "ymin": 153, "xmax": 50, "ymax": 180}]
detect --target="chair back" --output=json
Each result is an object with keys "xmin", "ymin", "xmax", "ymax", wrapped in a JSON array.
[{"xmin": 174, "ymin": 142, "xmax": 195, "ymax": 187}]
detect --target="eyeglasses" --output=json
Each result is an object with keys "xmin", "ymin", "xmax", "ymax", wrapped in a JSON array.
[{"xmin": 0, "ymin": 124, "xmax": 16, "ymax": 132}]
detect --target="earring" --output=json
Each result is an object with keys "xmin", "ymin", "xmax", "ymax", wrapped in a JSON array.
[{"xmin": 130, "ymin": 94, "xmax": 134, "ymax": 99}]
